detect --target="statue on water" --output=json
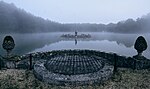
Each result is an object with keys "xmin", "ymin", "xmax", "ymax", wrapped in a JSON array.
[
  {"xmin": 134, "ymin": 36, "xmax": 147, "ymax": 59},
  {"xmin": 2, "ymin": 36, "xmax": 15, "ymax": 58}
]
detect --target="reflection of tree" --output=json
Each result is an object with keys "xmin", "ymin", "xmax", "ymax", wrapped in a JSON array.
[
  {"xmin": 16, "ymin": 35, "xmax": 61, "ymax": 55},
  {"xmin": 91, "ymin": 33, "xmax": 150, "ymax": 52},
  {"xmin": 108, "ymin": 37, "xmax": 134, "ymax": 47},
  {"xmin": 1, "ymin": 33, "xmax": 150, "ymax": 55},
  {"xmin": 84, "ymin": 33, "xmax": 135, "ymax": 48}
]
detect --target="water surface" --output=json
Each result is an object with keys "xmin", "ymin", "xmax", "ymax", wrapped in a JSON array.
[{"xmin": 0, "ymin": 32, "xmax": 150, "ymax": 58}]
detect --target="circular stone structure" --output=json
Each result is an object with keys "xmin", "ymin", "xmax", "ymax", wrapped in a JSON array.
[
  {"xmin": 45, "ymin": 55, "xmax": 104, "ymax": 75},
  {"xmin": 33, "ymin": 50, "xmax": 114, "ymax": 85}
]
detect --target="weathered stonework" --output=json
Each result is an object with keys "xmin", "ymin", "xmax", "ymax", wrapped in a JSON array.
[
  {"xmin": 2, "ymin": 49, "xmax": 150, "ymax": 70},
  {"xmin": 45, "ymin": 55, "xmax": 104, "ymax": 75},
  {"xmin": 1, "ymin": 49, "xmax": 150, "ymax": 85},
  {"xmin": 34, "ymin": 59, "xmax": 114, "ymax": 85}
]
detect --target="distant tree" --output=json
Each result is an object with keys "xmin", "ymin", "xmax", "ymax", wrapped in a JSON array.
[{"xmin": 0, "ymin": 1, "xmax": 150, "ymax": 33}]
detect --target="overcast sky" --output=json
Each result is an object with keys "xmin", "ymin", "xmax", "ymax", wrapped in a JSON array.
[{"xmin": 2, "ymin": 0, "xmax": 150, "ymax": 24}]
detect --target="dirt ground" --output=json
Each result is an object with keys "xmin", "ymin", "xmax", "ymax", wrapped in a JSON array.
[{"xmin": 0, "ymin": 68, "xmax": 150, "ymax": 89}]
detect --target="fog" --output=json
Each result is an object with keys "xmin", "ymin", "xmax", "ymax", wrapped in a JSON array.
[
  {"xmin": 0, "ymin": 1, "xmax": 150, "ymax": 34},
  {"xmin": 0, "ymin": 1, "xmax": 150, "ymax": 58},
  {"xmin": 2, "ymin": 0, "xmax": 150, "ymax": 24},
  {"xmin": 1, "ymin": 32, "xmax": 150, "ymax": 58}
]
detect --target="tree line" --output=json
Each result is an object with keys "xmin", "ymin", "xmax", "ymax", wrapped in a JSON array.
[{"xmin": 0, "ymin": 1, "xmax": 150, "ymax": 34}]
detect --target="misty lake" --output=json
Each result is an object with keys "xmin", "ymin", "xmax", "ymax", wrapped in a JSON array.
[{"xmin": 0, "ymin": 32, "xmax": 150, "ymax": 58}]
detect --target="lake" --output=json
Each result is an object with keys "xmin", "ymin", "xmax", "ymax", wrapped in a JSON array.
[{"xmin": 0, "ymin": 32, "xmax": 150, "ymax": 58}]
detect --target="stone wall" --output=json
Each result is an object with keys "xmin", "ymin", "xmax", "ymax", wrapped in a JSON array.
[
  {"xmin": 29, "ymin": 50, "xmax": 150, "ymax": 70},
  {"xmin": 33, "ymin": 59, "xmax": 114, "ymax": 85},
  {"xmin": 1, "ymin": 50, "xmax": 150, "ymax": 70},
  {"xmin": 1, "ymin": 50, "xmax": 150, "ymax": 85}
]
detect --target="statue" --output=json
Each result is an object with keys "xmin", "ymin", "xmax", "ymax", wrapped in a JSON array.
[
  {"xmin": 75, "ymin": 31, "xmax": 77, "ymax": 37},
  {"xmin": 2, "ymin": 36, "xmax": 15, "ymax": 57},
  {"xmin": 133, "ymin": 36, "xmax": 147, "ymax": 59}
]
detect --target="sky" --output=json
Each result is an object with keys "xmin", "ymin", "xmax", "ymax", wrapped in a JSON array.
[{"xmin": 2, "ymin": 0, "xmax": 150, "ymax": 24}]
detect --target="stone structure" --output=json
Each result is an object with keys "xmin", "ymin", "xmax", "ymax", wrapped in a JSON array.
[
  {"xmin": 34, "ymin": 53, "xmax": 114, "ymax": 85},
  {"xmin": 1, "ymin": 49, "xmax": 149, "ymax": 70},
  {"xmin": 1, "ymin": 49, "xmax": 150, "ymax": 85},
  {"xmin": 2, "ymin": 36, "xmax": 15, "ymax": 57},
  {"xmin": 1, "ymin": 36, "xmax": 150, "ymax": 85},
  {"xmin": 45, "ymin": 55, "xmax": 104, "ymax": 75},
  {"xmin": 75, "ymin": 31, "xmax": 77, "ymax": 37},
  {"xmin": 134, "ymin": 36, "xmax": 148, "ymax": 60}
]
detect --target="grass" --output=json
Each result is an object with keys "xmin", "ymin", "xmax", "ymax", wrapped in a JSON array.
[{"xmin": 0, "ymin": 68, "xmax": 150, "ymax": 89}]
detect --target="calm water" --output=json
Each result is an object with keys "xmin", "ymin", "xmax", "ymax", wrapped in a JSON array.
[{"xmin": 0, "ymin": 32, "xmax": 150, "ymax": 58}]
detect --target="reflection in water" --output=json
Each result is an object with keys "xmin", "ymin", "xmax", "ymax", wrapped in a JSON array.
[
  {"xmin": 32, "ymin": 40, "xmax": 136, "ymax": 57},
  {"xmin": 0, "ymin": 32, "xmax": 150, "ymax": 58},
  {"xmin": 75, "ymin": 39, "xmax": 77, "ymax": 45},
  {"xmin": 0, "ymin": 33, "xmax": 61, "ymax": 55}
]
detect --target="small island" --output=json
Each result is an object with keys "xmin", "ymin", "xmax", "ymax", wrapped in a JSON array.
[{"xmin": 61, "ymin": 31, "xmax": 91, "ymax": 38}]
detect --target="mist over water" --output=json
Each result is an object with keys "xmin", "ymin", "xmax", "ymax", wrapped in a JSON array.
[
  {"xmin": 0, "ymin": 32, "xmax": 150, "ymax": 58},
  {"xmin": 0, "ymin": 1, "xmax": 150, "ymax": 59}
]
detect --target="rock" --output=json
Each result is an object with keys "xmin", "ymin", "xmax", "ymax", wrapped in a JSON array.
[
  {"xmin": 4, "ymin": 60, "xmax": 16, "ymax": 69},
  {"xmin": 16, "ymin": 60, "xmax": 29, "ymax": 69}
]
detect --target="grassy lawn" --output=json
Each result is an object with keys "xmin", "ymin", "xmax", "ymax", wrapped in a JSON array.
[{"xmin": 0, "ymin": 68, "xmax": 150, "ymax": 89}]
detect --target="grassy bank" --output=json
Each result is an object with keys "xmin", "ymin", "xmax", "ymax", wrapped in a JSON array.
[{"xmin": 0, "ymin": 68, "xmax": 150, "ymax": 89}]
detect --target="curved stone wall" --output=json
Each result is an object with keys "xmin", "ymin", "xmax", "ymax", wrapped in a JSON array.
[
  {"xmin": 34, "ymin": 59, "xmax": 114, "ymax": 85},
  {"xmin": 1, "ymin": 49, "xmax": 150, "ymax": 85},
  {"xmin": 19, "ymin": 49, "xmax": 150, "ymax": 70},
  {"xmin": 1, "ymin": 49, "xmax": 150, "ymax": 70}
]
